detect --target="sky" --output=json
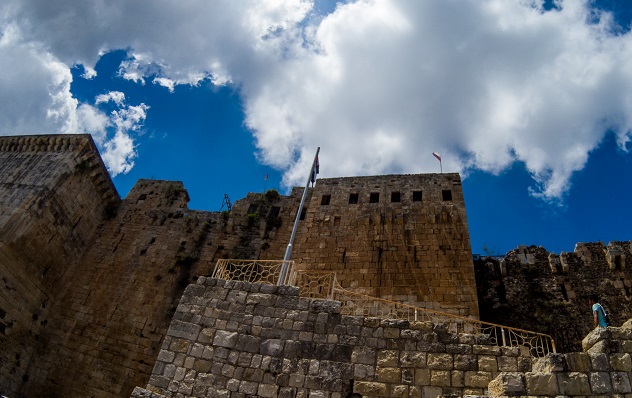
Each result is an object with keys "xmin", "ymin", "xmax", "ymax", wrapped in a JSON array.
[{"xmin": 1, "ymin": 0, "xmax": 632, "ymax": 255}]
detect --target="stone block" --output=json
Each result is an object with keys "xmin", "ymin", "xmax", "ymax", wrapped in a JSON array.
[
  {"xmin": 352, "ymin": 346, "xmax": 376, "ymax": 364},
  {"xmin": 415, "ymin": 368, "xmax": 431, "ymax": 385},
  {"xmin": 353, "ymin": 364, "xmax": 375, "ymax": 379},
  {"xmin": 376, "ymin": 367, "xmax": 400, "ymax": 383},
  {"xmin": 532, "ymin": 353, "xmax": 566, "ymax": 373},
  {"xmin": 390, "ymin": 384, "xmax": 409, "ymax": 397},
  {"xmin": 590, "ymin": 352, "xmax": 611, "ymax": 371},
  {"xmin": 582, "ymin": 327, "xmax": 610, "ymax": 352},
  {"xmin": 167, "ymin": 320, "xmax": 201, "ymax": 340},
  {"xmin": 611, "ymin": 353, "xmax": 632, "ymax": 372},
  {"xmin": 612, "ymin": 372, "xmax": 632, "ymax": 393},
  {"xmin": 421, "ymin": 385, "xmax": 442, "ymax": 398},
  {"xmin": 564, "ymin": 352, "xmax": 591, "ymax": 372},
  {"xmin": 453, "ymin": 354, "xmax": 477, "ymax": 371},
  {"xmin": 472, "ymin": 345, "xmax": 501, "ymax": 355},
  {"xmin": 451, "ymin": 370, "xmax": 464, "ymax": 388},
  {"xmin": 376, "ymin": 349, "xmax": 398, "ymax": 366},
  {"xmin": 590, "ymin": 371, "xmax": 613, "ymax": 394},
  {"xmin": 525, "ymin": 372, "xmax": 558, "ymax": 396},
  {"xmin": 477, "ymin": 355, "xmax": 498, "ymax": 372},
  {"xmin": 213, "ymin": 330, "xmax": 239, "ymax": 348},
  {"xmin": 497, "ymin": 355, "xmax": 518, "ymax": 372},
  {"xmin": 354, "ymin": 381, "xmax": 388, "ymax": 396},
  {"xmin": 488, "ymin": 372, "xmax": 525, "ymax": 396},
  {"xmin": 157, "ymin": 350, "xmax": 175, "ymax": 363},
  {"xmin": 430, "ymin": 370, "xmax": 450, "ymax": 387},
  {"xmin": 260, "ymin": 339, "xmax": 284, "ymax": 356},
  {"xmin": 257, "ymin": 384, "xmax": 279, "ymax": 398},
  {"xmin": 400, "ymin": 351, "xmax": 426, "ymax": 367},
  {"xmin": 464, "ymin": 371, "xmax": 492, "ymax": 388},
  {"xmin": 557, "ymin": 371, "xmax": 590, "ymax": 395},
  {"xmin": 427, "ymin": 353, "xmax": 453, "ymax": 370}
]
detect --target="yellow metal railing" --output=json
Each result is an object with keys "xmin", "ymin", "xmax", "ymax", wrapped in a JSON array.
[
  {"xmin": 212, "ymin": 259, "xmax": 296, "ymax": 286},
  {"xmin": 212, "ymin": 262, "xmax": 555, "ymax": 357},
  {"xmin": 329, "ymin": 282, "xmax": 556, "ymax": 357}
]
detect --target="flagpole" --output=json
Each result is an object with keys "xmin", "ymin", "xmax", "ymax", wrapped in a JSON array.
[{"xmin": 277, "ymin": 147, "xmax": 320, "ymax": 285}]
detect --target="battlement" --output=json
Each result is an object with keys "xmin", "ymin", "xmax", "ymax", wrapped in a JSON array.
[{"xmin": 477, "ymin": 241, "xmax": 632, "ymax": 353}]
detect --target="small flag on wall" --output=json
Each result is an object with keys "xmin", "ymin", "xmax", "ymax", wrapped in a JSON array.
[
  {"xmin": 432, "ymin": 152, "xmax": 442, "ymax": 173},
  {"xmin": 264, "ymin": 174, "xmax": 268, "ymax": 181}
]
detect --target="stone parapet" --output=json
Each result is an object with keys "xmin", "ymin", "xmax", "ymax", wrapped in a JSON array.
[
  {"xmin": 489, "ymin": 323, "xmax": 632, "ymax": 397},
  {"xmin": 132, "ymin": 278, "xmax": 527, "ymax": 398}
]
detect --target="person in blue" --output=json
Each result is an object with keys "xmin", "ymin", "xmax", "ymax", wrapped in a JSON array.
[{"xmin": 589, "ymin": 294, "xmax": 608, "ymax": 328}]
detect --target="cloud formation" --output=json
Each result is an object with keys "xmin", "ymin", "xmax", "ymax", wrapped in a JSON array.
[{"xmin": 1, "ymin": 0, "xmax": 631, "ymax": 199}]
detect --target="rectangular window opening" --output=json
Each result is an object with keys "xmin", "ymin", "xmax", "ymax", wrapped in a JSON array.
[
  {"xmin": 268, "ymin": 206, "xmax": 280, "ymax": 218},
  {"xmin": 349, "ymin": 193, "xmax": 359, "ymax": 204},
  {"xmin": 369, "ymin": 192, "xmax": 380, "ymax": 203},
  {"xmin": 247, "ymin": 204, "xmax": 259, "ymax": 214},
  {"xmin": 442, "ymin": 190, "xmax": 453, "ymax": 201},
  {"xmin": 412, "ymin": 191, "xmax": 422, "ymax": 202},
  {"xmin": 391, "ymin": 192, "xmax": 401, "ymax": 203},
  {"xmin": 300, "ymin": 208, "xmax": 307, "ymax": 220},
  {"xmin": 321, "ymin": 195, "xmax": 331, "ymax": 205}
]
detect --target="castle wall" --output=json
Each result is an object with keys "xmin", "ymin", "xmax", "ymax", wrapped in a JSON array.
[
  {"xmin": 289, "ymin": 174, "xmax": 477, "ymax": 317},
  {"xmin": 130, "ymin": 278, "xmax": 632, "ymax": 398},
  {"xmin": 0, "ymin": 135, "xmax": 484, "ymax": 396},
  {"xmin": 19, "ymin": 180, "xmax": 217, "ymax": 397},
  {"xmin": 476, "ymin": 241, "xmax": 632, "ymax": 352},
  {"xmin": 0, "ymin": 135, "xmax": 118, "ymax": 395},
  {"xmin": 132, "ymin": 277, "xmax": 529, "ymax": 398}
]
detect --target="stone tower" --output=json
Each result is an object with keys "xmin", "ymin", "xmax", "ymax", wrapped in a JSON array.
[{"xmin": 0, "ymin": 134, "xmax": 479, "ymax": 397}]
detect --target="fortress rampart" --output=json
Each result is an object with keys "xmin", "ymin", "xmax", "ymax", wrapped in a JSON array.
[
  {"xmin": 131, "ymin": 277, "xmax": 632, "ymax": 398},
  {"xmin": 0, "ymin": 133, "xmax": 631, "ymax": 398},
  {"xmin": 476, "ymin": 242, "xmax": 632, "ymax": 353}
]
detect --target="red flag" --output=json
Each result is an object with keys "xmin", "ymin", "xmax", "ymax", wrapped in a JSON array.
[{"xmin": 432, "ymin": 152, "xmax": 441, "ymax": 162}]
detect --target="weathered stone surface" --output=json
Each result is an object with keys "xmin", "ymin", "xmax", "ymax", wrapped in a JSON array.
[
  {"xmin": 611, "ymin": 353, "xmax": 632, "ymax": 372},
  {"xmin": 488, "ymin": 372, "xmax": 525, "ymax": 396},
  {"xmin": 478, "ymin": 355, "xmax": 498, "ymax": 372},
  {"xmin": 532, "ymin": 353, "xmax": 566, "ymax": 373},
  {"xmin": 590, "ymin": 371, "xmax": 613, "ymax": 394},
  {"xmin": 376, "ymin": 367, "xmax": 400, "ymax": 383},
  {"xmin": 428, "ymin": 353, "xmax": 453, "ymax": 370},
  {"xmin": 525, "ymin": 372, "xmax": 559, "ymax": 396},
  {"xmin": 354, "ymin": 381, "xmax": 388, "ymax": 396},
  {"xmin": 464, "ymin": 371, "xmax": 492, "ymax": 388},
  {"xmin": 557, "ymin": 372, "xmax": 590, "ymax": 395},
  {"xmin": 213, "ymin": 331, "xmax": 239, "ymax": 348},
  {"xmin": 612, "ymin": 371, "xmax": 632, "ymax": 393},
  {"xmin": 583, "ymin": 327, "xmax": 611, "ymax": 352}
]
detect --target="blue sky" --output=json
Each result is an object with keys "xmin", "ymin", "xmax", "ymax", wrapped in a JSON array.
[{"xmin": 1, "ymin": 0, "xmax": 632, "ymax": 255}]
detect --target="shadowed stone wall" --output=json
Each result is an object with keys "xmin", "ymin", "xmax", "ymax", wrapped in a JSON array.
[
  {"xmin": 0, "ymin": 135, "xmax": 118, "ymax": 395},
  {"xmin": 476, "ymin": 242, "xmax": 632, "ymax": 353}
]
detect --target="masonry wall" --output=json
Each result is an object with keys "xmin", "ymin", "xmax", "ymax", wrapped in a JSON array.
[
  {"xmin": 476, "ymin": 241, "xmax": 632, "ymax": 353},
  {"xmin": 0, "ymin": 135, "xmax": 118, "ymax": 395},
  {"xmin": 132, "ymin": 277, "xmax": 528, "ymax": 398},
  {"xmin": 0, "ymin": 135, "xmax": 481, "ymax": 397},
  {"xmin": 263, "ymin": 174, "xmax": 478, "ymax": 317}
]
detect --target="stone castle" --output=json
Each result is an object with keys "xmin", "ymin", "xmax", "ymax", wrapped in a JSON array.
[{"xmin": 1, "ymin": 134, "xmax": 631, "ymax": 398}]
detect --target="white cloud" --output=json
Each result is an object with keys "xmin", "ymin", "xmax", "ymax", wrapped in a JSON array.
[
  {"xmin": 0, "ymin": 22, "xmax": 146, "ymax": 177},
  {"xmin": 95, "ymin": 91, "xmax": 125, "ymax": 106},
  {"xmin": 1, "ymin": 0, "xmax": 632, "ymax": 200}
]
